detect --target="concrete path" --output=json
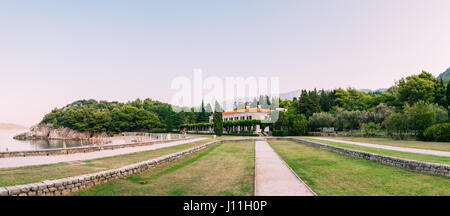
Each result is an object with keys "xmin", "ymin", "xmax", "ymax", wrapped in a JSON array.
[
  {"xmin": 255, "ymin": 140, "xmax": 315, "ymax": 196},
  {"xmin": 309, "ymin": 137, "xmax": 450, "ymax": 157},
  {"xmin": 0, "ymin": 138, "xmax": 207, "ymax": 169}
]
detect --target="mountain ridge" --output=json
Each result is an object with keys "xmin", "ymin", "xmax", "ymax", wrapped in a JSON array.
[{"xmin": 437, "ymin": 67, "xmax": 450, "ymax": 80}]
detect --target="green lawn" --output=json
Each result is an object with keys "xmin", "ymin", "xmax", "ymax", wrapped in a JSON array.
[
  {"xmin": 315, "ymin": 137, "xmax": 450, "ymax": 152},
  {"xmin": 301, "ymin": 138, "xmax": 450, "ymax": 165},
  {"xmin": 0, "ymin": 139, "xmax": 212, "ymax": 187},
  {"xmin": 72, "ymin": 141, "xmax": 255, "ymax": 196},
  {"xmin": 268, "ymin": 139, "xmax": 450, "ymax": 196}
]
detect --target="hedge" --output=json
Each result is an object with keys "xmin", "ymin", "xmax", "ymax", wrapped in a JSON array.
[
  {"xmin": 223, "ymin": 120, "xmax": 261, "ymax": 127},
  {"xmin": 149, "ymin": 130, "xmax": 181, "ymax": 134},
  {"xmin": 422, "ymin": 123, "xmax": 450, "ymax": 142}
]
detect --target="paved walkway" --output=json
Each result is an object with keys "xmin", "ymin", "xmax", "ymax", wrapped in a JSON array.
[
  {"xmin": 255, "ymin": 140, "xmax": 315, "ymax": 196},
  {"xmin": 0, "ymin": 138, "xmax": 207, "ymax": 169},
  {"xmin": 309, "ymin": 137, "xmax": 450, "ymax": 157}
]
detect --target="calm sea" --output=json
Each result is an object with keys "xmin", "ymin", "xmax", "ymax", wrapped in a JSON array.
[{"xmin": 0, "ymin": 130, "xmax": 92, "ymax": 152}]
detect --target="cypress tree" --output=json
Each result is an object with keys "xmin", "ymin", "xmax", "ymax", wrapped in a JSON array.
[
  {"xmin": 165, "ymin": 107, "xmax": 173, "ymax": 132},
  {"xmin": 447, "ymin": 82, "xmax": 450, "ymax": 111}
]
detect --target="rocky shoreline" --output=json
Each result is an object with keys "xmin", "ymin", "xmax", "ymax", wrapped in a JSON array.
[{"xmin": 13, "ymin": 124, "xmax": 108, "ymax": 141}]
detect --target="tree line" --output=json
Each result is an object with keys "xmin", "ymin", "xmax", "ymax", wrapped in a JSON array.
[
  {"xmin": 41, "ymin": 99, "xmax": 214, "ymax": 135},
  {"xmin": 277, "ymin": 71, "xmax": 449, "ymax": 140}
]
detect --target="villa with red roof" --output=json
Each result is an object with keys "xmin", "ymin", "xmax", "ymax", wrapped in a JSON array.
[{"xmin": 209, "ymin": 105, "xmax": 287, "ymax": 133}]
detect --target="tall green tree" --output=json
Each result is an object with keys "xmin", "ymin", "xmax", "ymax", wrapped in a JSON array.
[
  {"xmin": 213, "ymin": 101, "xmax": 223, "ymax": 136},
  {"xmin": 291, "ymin": 114, "xmax": 308, "ymax": 135},
  {"xmin": 297, "ymin": 89, "xmax": 320, "ymax": 117},
  {"xmin": 405, "ymin": 101, "xmax": 436, "ymax": 138},
  {"xmin": 165, "ymin": 106, "xmax": 173, "ymax": 132},
  {"xmin": 319, "ymin": 89, "xmax": 334, "ymax": 112},
  {"xmin": 434, "ymin": 79, "xmax": 446, "ymax": 107},
  {"xmin": 397, "ymin": 71, "xmax": 438, "ymax": 105}
]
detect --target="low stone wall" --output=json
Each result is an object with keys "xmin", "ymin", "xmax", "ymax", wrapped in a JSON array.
[
  {"xmin": 271, "ymin": 137, "xmax": 450, "ymax": 177},
  {"xmin": 307, "ymin": 132, "xmax": 415, "ymax": 139},
  {"xmin": 0, "ymin": 139, "xmax": 221, "ymax": 196},
  {"xmin": 0, "ymin": 137, "xmax": 191, "ymax": 158},
  {"xmin": 0, "ymin": 138, "xmax": 256, "ymax": 196}
]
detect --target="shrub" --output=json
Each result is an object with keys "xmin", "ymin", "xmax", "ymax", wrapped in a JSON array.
[
  {"xmin": 422, "ymin": 123, "xmax": 450, "ymax": 142},
  {"xmin": 361, "ymin": 122, "xmax": 380, "ymax": 136},
  {"xmin": 149, "ymin": 130, "xmax": 181, "ymax": 134},
  {"xmin": 225, "ymin": 131, "xmax": 259, "ymax": 136}
]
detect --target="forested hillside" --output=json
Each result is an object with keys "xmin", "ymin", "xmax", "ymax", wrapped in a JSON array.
[
  {"xmin": 274, "ymin": 70, "xmax": 449, "ymax": 140},
  {"xmin": 41, "ymin": 99, "xmax": 213, "ymax": 134}
]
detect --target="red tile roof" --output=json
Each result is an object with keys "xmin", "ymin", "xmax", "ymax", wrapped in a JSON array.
[{"xmin": 222, "ymin": 108, "xmax": 272, "ymax": 115}]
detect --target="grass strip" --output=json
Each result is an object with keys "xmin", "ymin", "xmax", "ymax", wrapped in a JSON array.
[
  {"xmin": 301, "ymin": 138, "xmax": 450, "ymax": 165},
  {"xmin": 0, "ymin": 139, "xmax": 211, "ymax": 186},
  {"xmin": 269, "ymin": 139, "xmax": 450, "ymax": 196}
]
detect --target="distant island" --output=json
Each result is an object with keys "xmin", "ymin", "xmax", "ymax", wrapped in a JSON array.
[{"xmin": 0, "ymin": 123, "xmax": 27, "ymax": 131}]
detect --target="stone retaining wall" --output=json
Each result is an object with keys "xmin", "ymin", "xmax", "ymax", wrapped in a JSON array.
[
  {"xmin": 0, "ymin": 137, "xmax": 191, "ymax": 158},
  {"xmin": 271, "ymin": 137, "xmax": 450, "ymax": 177},
  {"xmin": 0, "ymin": 138, "xmax": 255, "ymax": 196}
]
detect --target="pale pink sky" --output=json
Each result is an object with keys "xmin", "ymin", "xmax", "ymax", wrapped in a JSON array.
[{"xmin": 1, "ymin": 0, "xmax": 450, "ymax": 126}]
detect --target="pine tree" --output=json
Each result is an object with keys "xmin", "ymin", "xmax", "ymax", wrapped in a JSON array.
[
  {"xmin": 319, "ymin": 89, "xmax": 333, "ymax": 112},
  {"xmin": 434, "ymin": 79, "xmax": 446, "ymax": 107},
  {"xmin": 195, "ymin": 100, "xmax": 209, "ymax": 123}
]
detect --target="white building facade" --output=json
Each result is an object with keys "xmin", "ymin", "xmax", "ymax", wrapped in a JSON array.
[{"xmin": 209, "ymin": 106, "xmax": 286, "ymax": 133}]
